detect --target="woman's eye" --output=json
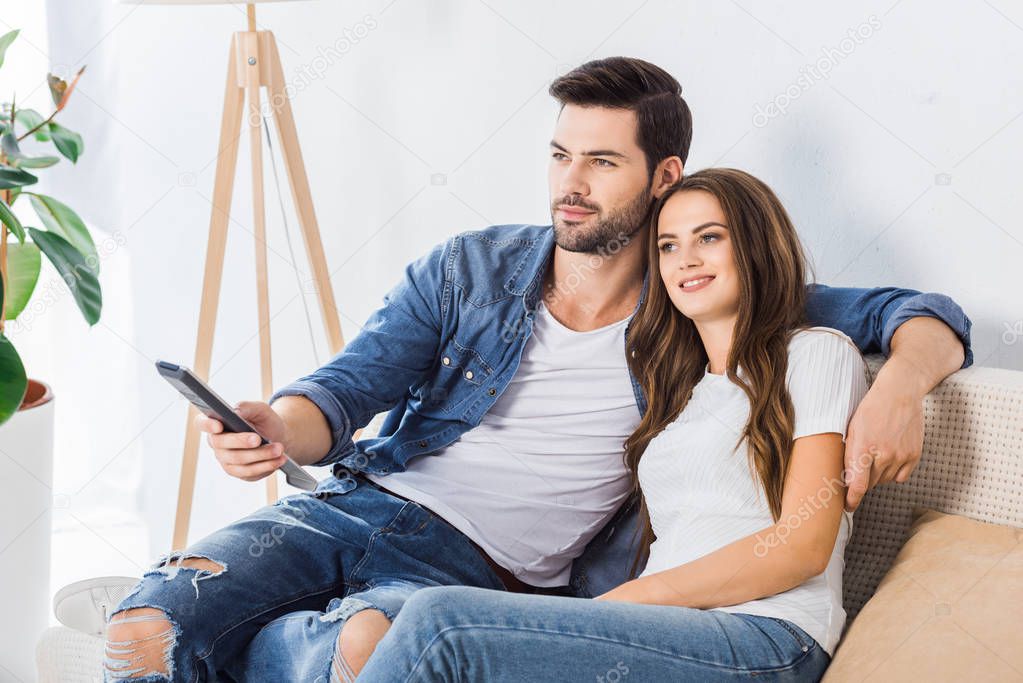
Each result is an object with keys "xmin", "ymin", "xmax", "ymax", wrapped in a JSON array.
[
  {"xmin": 658, "ymin": 242, "xmax": 676, "ymax": 253},
  {"xmin": 698, "ymin": 233, "xmax": 719, "ymax": 244}
]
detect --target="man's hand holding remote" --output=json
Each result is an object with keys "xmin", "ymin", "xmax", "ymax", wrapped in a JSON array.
[{"xmin": 194, "ymin": 396, "xmax": 332, "ymax": 481}]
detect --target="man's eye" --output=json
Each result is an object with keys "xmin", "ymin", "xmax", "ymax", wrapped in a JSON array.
[
  {"xmin": 551, "ymin": 152, "xmax": 568, "ymax": 161},
  {"xmin": 594, "ymin": 158, "xmax": 615, "ymax": 167}
]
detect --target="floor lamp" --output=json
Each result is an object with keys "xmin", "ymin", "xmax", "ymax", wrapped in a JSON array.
[{"xmin": 122, "ymin": 0, "xmax": 344, "ymax": 551}]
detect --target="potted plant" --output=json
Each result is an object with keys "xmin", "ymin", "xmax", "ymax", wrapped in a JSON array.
[
  {"xmin": 0, "ymin": 28, "xmax": 98, "ymax": 427},
  {"xmin": 0, "ymin": 29, "xmax": 100, "ymax": 679}
]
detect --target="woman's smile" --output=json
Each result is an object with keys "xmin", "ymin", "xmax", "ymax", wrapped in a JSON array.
[{"xmin": 679, "ymin": 275, "xmax": 715, "ymax": 292}]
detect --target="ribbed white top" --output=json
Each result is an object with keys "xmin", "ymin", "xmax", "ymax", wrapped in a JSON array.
[{"xmin": 638, "ymin": 327, "xmax": 869, "ymax": 656}]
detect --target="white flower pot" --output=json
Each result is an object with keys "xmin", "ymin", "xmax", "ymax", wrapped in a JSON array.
[{"xmin": 0, "ymin": 379, "xmax": 55, "ymax": 682}]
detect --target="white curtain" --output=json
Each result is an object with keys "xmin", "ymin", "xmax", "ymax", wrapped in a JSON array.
[{"xmin": 17, "ymin": 0, "xmax": 1020, "ymax": 617}]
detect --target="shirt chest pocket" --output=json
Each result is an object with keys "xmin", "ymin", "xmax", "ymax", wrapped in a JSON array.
[{"xmin": 420, "ymin": 339, "xmax": 495, "ymax": 412}]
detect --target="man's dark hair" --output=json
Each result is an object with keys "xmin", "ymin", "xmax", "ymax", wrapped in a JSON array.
[{"xmin": 549, "ymin": 57, "xmax": 693, "ymax": 179}]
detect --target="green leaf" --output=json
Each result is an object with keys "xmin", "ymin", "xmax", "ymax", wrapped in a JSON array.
[
  {"xmin": 1, "ymin": 131, "xmax": 18, "ymax": 158},
  {"xmin": 15, "ymin": 155, "xmax": 58, "ymax": 169},
  {"xmin": 48, "ymin": 122, "xmax": 83, "ymax": 163},
  {"xmin": 3, "ymin": 240, "xmax": 39, "ymax": 319},
  {"xmin": 0, "ymin": 30, "xmax": 19, "ymax": 71},
  {"xmin": 28, "ymin": 193, "xmax": 97, "ymax": 273},
  {"xmin": 2, "ymin": 131, "xmax": 58, "ymax": 169},
  {"xmin": 0, "ymin": 197, "xmax": 25, "ymax": 243},
  {"xmin": 15, "ymin": 109, "xmax": 50, "ymax": 141},
  {"xmin": 0, "ymin": 334, "xmax": 27, "ymax": 426},
  {"xmin": 0, "ymin": 166, "xmax": 37, "ymax": 189},
  {"xmin": 29, "ymin": 227, "xmax": 101, "ymax": 324}
]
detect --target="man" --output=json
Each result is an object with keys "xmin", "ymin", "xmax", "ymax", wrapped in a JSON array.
[{"xmin": 104, "ymin": 57, "xmax": 970, "ymax": 682}]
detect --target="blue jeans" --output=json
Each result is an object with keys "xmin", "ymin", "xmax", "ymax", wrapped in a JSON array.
[
  {"xmin": 358, "ymin": 586, "xmax": 832, "ymax": 682},
  {"xmin": 104, "ymin": 474, "xmax": 506, "ymax": 682}
]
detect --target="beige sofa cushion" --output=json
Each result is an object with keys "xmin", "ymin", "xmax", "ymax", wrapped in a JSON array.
[{"xmin": 823, "ymin": 507, "xmax": 1023, "ymax": 682}]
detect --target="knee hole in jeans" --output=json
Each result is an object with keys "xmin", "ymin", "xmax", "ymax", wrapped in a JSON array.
[
  {"xmin": 105, "ymin": 607, "xmax": 176, "ymax": 680},
  {"xmin": 333, "ymin": 609, "xmax": 392, "ymax": 682}
]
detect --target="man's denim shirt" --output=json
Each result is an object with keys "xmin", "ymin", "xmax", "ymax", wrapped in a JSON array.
[{"xmin": 270, "ymin": 223, "xmax": 973, "ymax": 597}]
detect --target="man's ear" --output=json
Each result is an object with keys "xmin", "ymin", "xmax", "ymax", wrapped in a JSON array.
[{"xmin": 651, "ymin": 156, "xmax": 684, "ymax": 198}]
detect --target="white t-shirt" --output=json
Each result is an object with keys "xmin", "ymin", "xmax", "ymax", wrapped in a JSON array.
[
  {"xmin": 638, "ymin": 328, "xmax": 869, "ymax": 656},
  {"xmin": 368, "ymin": 301, "xmax": 638, "ymax": 586}
]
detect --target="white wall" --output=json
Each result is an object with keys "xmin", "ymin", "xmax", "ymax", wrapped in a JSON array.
[{"xmin": 5, "ymin": 0, "xmax": 1020, "ymax": 646}]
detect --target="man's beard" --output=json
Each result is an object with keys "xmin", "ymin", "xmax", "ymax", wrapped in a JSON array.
[{"xmin": 550, "ymin": 188, "xmax": 652, "ymax": 254}]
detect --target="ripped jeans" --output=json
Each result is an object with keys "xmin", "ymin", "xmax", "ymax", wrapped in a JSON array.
[{"xmin": 105, "ymin": 472, "xmax": 506, "ymax": 682}]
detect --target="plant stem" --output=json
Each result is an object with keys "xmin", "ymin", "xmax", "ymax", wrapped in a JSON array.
[{"xmin": 16, "ymin": 107, "xmax": 58, "ymax": 143}]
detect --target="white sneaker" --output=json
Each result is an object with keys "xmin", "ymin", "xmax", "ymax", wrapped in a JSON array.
[{"xmin": 53, "ymin": 576, "xmax": 140, "ymax": 637}]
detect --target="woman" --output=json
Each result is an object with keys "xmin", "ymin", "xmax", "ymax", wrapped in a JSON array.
[{"xmin": 356, "ymin": 168, "xmax": 869, "ymax": 682}]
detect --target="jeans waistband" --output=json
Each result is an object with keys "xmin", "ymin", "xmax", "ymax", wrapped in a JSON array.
[{"xmin": 356, "ymin": 474, "xmax": 541, "ymax": 594}]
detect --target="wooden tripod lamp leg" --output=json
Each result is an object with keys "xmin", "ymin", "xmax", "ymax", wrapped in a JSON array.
[
  {"xmin": 172, "ymin": 35, "xmax": 246, "ymax": 551},
  {"xmin": 238, "ymin": 30, "xmax": 279, "ymax": 506},
  {"xmin": 173, "ymin": 19, "xmax": 352, "ymax": 549},
  {"xmin": 262, "ymin": 32, "xmax": 345, "ymax": 355}
]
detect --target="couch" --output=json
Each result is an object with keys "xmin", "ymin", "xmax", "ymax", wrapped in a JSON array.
[{"xmin": 37, "ymin": 356, "xmax": 1023, "ymax": 681}]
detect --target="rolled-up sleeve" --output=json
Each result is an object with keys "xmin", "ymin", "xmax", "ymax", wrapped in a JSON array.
[
  {"xmin": 269, "ymin": 380, "xmax": 352, "ymax": 467},
  {"xmin": 879, "ymin": 292, "xmax": 974, "ymax": 368},
  {"xmin": 805, "ymin": 284, "xmax": 974, "ymax": 370}
]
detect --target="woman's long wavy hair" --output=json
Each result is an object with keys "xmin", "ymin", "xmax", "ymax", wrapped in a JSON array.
[{"xmin": 625, "ymin": 168, "xmax": 814, "ymax": 576}]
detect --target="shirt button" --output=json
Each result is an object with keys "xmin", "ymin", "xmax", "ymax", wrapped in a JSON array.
[
  {"xmin": 488, "ymin": 388, "xmax": 496, "ymax": 396},
  {"xmin": 442, "ymin": 357, "xmax": 451, "ymax": 366},
  {"xmin": 417, "ymin": 440, "xmax": 428, "ymax": 448},
  {"xmin": 464, "ymin": 370, "xmax": 474, "ymax": 380}
]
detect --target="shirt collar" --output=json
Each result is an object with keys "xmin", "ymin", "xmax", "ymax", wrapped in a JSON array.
[{"xmin": 505, "ymin": 226, "xmax": 652, "ymax": 317}]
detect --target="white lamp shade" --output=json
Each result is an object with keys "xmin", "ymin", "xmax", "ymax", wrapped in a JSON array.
[{"xmin": 118, "ymin": 0, "xmax": 309, "ymax": 5}]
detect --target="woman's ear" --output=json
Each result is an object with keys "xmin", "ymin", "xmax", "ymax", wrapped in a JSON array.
[{"xmin": 652, "ymin": 157, "xmax": 684, "ymax": 198}]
